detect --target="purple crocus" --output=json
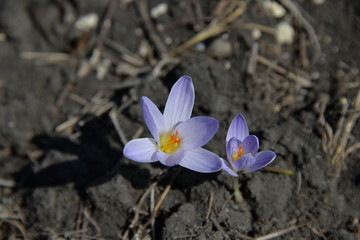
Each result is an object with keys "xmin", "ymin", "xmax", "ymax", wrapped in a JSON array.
[
  {"xmin": 222, "ymin": 114, "xmax": 276, "ymax": 176},
  {"xmin": 123, "ymin": 76, "xmax": 222, "ymax": 173}
]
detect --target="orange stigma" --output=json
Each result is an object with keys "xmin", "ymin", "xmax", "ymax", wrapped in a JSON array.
[
  {"xmin": 159, "ymin": 130, "xmax": 181, "ymax": 154},
  {"xmin": 232, "ymin": 145, "xmax": 243, "ymax": 162}
]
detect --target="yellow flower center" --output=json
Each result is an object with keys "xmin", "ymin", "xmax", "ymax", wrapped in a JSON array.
[
  {"xmin": 232, "ymin": 145, "xmax": 243, "ymax": 162},
  {"xmin": 159, "ymin": 130, "xmax": 181, "ymax": 154}
]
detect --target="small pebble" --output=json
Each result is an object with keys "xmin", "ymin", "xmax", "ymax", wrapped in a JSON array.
[
  {"xmin": 194, "ymin": 42, "xmax": 206, "ymax": 52},
  {"xmin": 323, "ymin": 36, "xmax": 332, "ymax": 44},
  {"xmin": 224, "ymin": 61, "xmax": 232, "ymax": 70},
  {"xmin": 208, "ymin": 38, "xmax": 233, "ymax": 58},
  {"xmin": 252, "ymin": 28, "xmax": 262, "ymax": 40},
  {"xmin": 331, "ymin": 46, "xmax": 339, "ymax": 54},
  {"xmin": 8, "ymin": 121, "xmax": 16, "ymax": 128},
  {"xmin": 221, "ymin": 33, "xmax": 230, "ymax": 40},
  {"xmin": 313, "ymin": 0, "xmax": 325, "ymax": 5},
  {"xmin": 275, "ymin": 21, "xmax": 295, "ymax": 45},
  {"xmin": 350, "ymin": 68, "xmax": 359, "ymax": 75},
  {"xmin": 75, "ymin": 13, "xmax": 99, "ymax": 32},
  {"xmin": 134, "ymin": 28, "xmax": 143, "ymax": 37},
  {"xmin": 96, "ymin": 59, "xmax": 112, "ymax": 80},
  {"xmin": 139, "ymin": 40, "xmax": 151, "ymax": 58},
  {"xmin": 150, "ymin": 3, "xmax": 168, "ymax": 19},
  {"xmin": 263, "ymin": 1, "xmax": 286, "ymax": 18},
  {"xmin": 0, "ymin": 33, "xmax": 6, "ymax": 42},
  {"xmin": 311, "ymin": 72, "xmax": 321, "ymax": 80},
  {"xmin": 164, "ymin": 36, "xmax": 172, "ymax": 45}
]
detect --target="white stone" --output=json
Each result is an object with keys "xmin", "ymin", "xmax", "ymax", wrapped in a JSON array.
[
  {"xmin": 75, "ymin": 13, "xmax": 99, "ymax": 32},
  {"xmin": 150, "ymin": 3, "xmax": 168, "ymax": 19},
  {"xmin": 275, "ymin": 21, "xmax": 295, "ymax": 45},
  {"xmin": 263, "ymin": 1, "xmax": 286, "ymax": 18}
]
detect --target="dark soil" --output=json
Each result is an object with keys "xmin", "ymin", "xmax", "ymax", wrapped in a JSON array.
[{"xmin": 1, "ymin": 0, "xmax": 360, "ymax": 239}]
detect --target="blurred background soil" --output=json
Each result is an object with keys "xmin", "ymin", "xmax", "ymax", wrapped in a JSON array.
[{"xmin": 0, "ymin": 0, "xmax": 359, "ymax": 239}]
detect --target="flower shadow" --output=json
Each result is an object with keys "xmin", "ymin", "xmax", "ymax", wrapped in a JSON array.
[{"xmin": 13, "ymin": 119, "xmax": 151, "ymax": 191}]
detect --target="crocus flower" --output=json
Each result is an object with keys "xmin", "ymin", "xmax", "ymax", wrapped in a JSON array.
[
  {"xmin": 123, "ymin": 76, "xmax": 222, "ymax": 173},
  {"xmin": 222, "ymin": 114, "xmax": 276, "ymax": 176}
]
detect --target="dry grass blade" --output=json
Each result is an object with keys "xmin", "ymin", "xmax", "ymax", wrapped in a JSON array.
[
  {"xmin": 345, "ymin": 142, "xmax": 360, "ymax": 157},
  {"xmin": 247, "ymin": 42, "xmax": 259, "ymax": 75},
  {"xmin": 138, "ymin": 167, "xmax": 182, "ymax": 235},
  {"xmin": 105, "ymin": 39, "xmax": 145, "ymax": 67},
  {"xmin": 205, "ymin": 191, "xmax": 215, "ymax": 221},
  {"xmin": 264, "ymin": 166, "xmax": 294, "ymax": 175},
  {"xmin": 109, "ymin": 108, "xmax": 129, "ymax": 145},
  {"xmin": 299, "ymin": 31, "xmax": 310, "ymax": 68},
  {"xmin": 0, "ymin": 178, "xmax": 15, "ymax": 188},
  {"xmin": 333, "ymin": 98, "xmax": 349, "ymax": 144},
  {"xmin": 130, "ymin": 183, "xmax": 157, "ymax": 228},
  {"xmin": 84, "ymin": 206, "xmax": 101, "ymax": 235},
  {"xmin": 234, "ymin": 22, "xmax": 276, "ymax": 35},
  {"xmin": 137, "ymin": 0, "xmax": 168, "ymax": 56},
  {"xmin": 278, "ymin": 0, "xmax": 321, "ymax": 64},
  {"xmin": 296, "ymin": 171, "xmax": 302, "ymax": 194},
  {"xmin": 1, "ymin": 219, "xmax": 29, "ymax": 240},
  {"xmin": 150, "ymin": 186, "xmax": 156, "ymax": 240},
  {"xmin": 55, "ymin": 116, "xmax": 81, "ymax": 133},
  {"xmin": 132, "ymin": 127, "xmax": 144, "ymax": 140},
  {"xmin": 95, "ymin": 0, "xmax": 117, "ymax": 49},
  {"xmin": 56, "ymin": 90, "xmax": 120, "ymax": 133},
  {"xmin": 330, "ymin": 91, "xmax": 360, "ymax": 174},
  {"xmin": 122, "ymin": 183, "xmax": 157, "ymax": 239},
  {"xmin": 255, "ymin": 222, "xmax": 310, "ymax": 240},
  {"xmin": 168, "ymin": 23, "xmax": 227, "ymax": 57},
  {"xmin": 20, "ymin": 52, "xmax": 72, "ymax": 64},
  {"xmin": 168, "ymin": 1, "xmax": 247, "ymax": 57},
  {"xmin": 151, "ymin": 58, "xmax": 180, "ymax": 78}
]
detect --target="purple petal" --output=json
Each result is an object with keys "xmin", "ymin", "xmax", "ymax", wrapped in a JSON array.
[
  {"xmin": 226, "ymin": 137, "xmax": 241, "ymax": 162},
  {"xmin": 247, "ymin": 150, "xmax": 276, "ymax": 173},
  {"xmin": 175, "ymin": 116, "xmax": 219, "ymax": 151},
  {"xmin": 142, "ymin": 96, "xmax": 170, "ymax": 142},
  {"xmin": 157, "ymin": 149, "xmax": 184, "ymax": 167},
  {"xmin": 123, "ymin": 138, "xmax": 158, "ymax": 163},
  {"xmin": 232, "ymin": 153, "xmax": 255, "ymax": 172},
  {"xmin": 226, "ymin": 114, "xmax": 249, "ymax": 142},
  {"xmin": 163, "ymin": 76, "xmax": 195, "ymax": 127},
  {"xmin": 242, "ymin": 135, "xmax": 259, "ymax": 157},
  {"xmin": 179, "ymin": 148, "xmax": 222, "ymax": 173},
  {"xmin": 221, "ymin": 158, "xmax": 238, "ymax": 177}
]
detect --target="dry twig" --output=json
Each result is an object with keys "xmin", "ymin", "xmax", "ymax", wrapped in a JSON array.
[
  {"xmin": 257, "ymin": 55, "xmax": 312, "ymax": 87},
  {"xmin": 137, "ymin": 0, "xmax": 168, "ymax": 56},
  {"xmin": 210, "ymin": 217, "xmax": 231, "ymax": 239},
  {"xmin": 109, "ymin": 108, "xmax": 129, "ymax": 145}
]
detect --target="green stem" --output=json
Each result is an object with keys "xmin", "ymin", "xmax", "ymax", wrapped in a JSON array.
[{"xmin": 233, "ymin": 177, "xmax": 244, "ymax": 204}]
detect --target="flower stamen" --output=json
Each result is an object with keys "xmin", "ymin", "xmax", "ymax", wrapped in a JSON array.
[
  {"xmin": 159, "ymin": 130, "xmax": 181, "ymax": 154},
  {"xmin": 232, "ymin": 145, "xmax": 243, "ymax": 162}
]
